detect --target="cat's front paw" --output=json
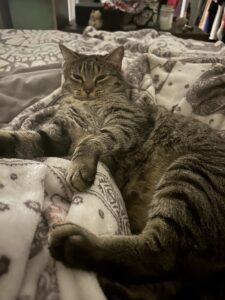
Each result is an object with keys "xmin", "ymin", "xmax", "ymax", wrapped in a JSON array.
[
  {"xmin": 48, "ymin": 223, "xmax": 100, "ymax": 270},
  {"xmin": 66, "ymin": 155, "xmax": 98, "ymax": 192}
]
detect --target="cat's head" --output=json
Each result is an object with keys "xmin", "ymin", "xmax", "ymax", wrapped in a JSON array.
[{"xmin": 60, "ymin": 44, "xmax": 126, "ymax": 100}]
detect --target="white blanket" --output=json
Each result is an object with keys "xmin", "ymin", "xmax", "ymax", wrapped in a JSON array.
[{"xmin": 0, "ymin": 158, "xmax": 130, "ymax": 300}]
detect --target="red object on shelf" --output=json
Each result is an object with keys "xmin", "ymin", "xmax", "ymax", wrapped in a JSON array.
[{"xmin": 103, "ymin": 0, "xmax": 145, "ymax": 13}]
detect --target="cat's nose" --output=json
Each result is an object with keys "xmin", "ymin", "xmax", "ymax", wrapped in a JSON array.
[{"xmin": 83, "ymin": 84, "xmax": 94, "ymax": 95}]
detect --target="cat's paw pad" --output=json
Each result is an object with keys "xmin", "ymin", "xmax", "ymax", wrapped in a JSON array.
[
  {"xmin": 66, "ymin": 159, "xmax": 97, "ymax": 192},
  {"xmin": 48, "ymin": 223, "xmax": 98, "ymax": 268}
]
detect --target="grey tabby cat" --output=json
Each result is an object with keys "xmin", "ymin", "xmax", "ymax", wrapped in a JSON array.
[{"xmin": 1, "ymin": 45, "xmax": 225, "ymax": 299}]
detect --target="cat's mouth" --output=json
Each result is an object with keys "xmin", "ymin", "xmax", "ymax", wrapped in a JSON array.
[
  {"xmin": 84, "ymin": 92, "xmax": 98, "ymax": 100},
  {"xmin": 76, "ymin": 94, "xmax": 96, "ymax": 101},
  {"xmin": 73, "ymin": 90, "xmax": 103, "ymax": 101}
]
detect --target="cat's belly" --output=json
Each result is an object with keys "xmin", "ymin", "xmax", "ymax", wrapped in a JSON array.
[
  {"xmin": 123, "ymin": 182, "xmax": 152, "ymax": 234},
  {"xmin": 122, "ymin": 164, "xmax": 164, "ymax": 234},
  {"xmin": 122, "ymin": 148, "xmax": 177, "ymax": 234}
]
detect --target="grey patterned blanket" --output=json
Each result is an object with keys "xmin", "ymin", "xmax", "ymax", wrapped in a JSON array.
[
  {"xmin": 1, "ymin": 27, "xmax": 225, "ymax": 132},
  {"xmin": 1, "ymin": 27, "xmax": 225, "ymax": 300}
]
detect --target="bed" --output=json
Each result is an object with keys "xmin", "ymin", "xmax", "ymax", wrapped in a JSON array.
[{"xmin": 0, "ymin": 26, "xmax": 225, "ymax": 300}]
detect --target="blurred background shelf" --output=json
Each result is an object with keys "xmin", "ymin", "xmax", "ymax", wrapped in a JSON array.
[{"xmin": 171, "ymin": 25, "xmax": 210, "ymax": 41}]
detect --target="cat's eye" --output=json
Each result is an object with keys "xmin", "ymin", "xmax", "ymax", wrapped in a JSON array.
[
  {"xmin": 71, "ymin": 74, "xmax": 83, "ymax": 82},
  {"xmin": 95, "ymin": 75, "xmax": 108, "ymax": 82}
]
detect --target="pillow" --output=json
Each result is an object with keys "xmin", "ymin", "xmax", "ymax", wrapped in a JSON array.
[
  {"xmin": 145, "ymin": 53, "xmax": 215, "ymax": 111},
  {"xmin": 174, "ymin": 64, "xmax": 225, "ymax": 133}
]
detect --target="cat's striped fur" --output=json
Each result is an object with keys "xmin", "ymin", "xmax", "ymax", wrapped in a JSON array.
[{"xmin": 1, "ymin": 45, "xmax": 225, "ymax": 299}]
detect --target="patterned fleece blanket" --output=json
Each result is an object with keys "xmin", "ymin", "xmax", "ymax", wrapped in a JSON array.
[
  {"xmin": 0, "ymin": 158, "xmax": 129, "ymax": 300},
  {"xmin": 1, "ymin": 27, "xmax": 225, "ymax": 300}
]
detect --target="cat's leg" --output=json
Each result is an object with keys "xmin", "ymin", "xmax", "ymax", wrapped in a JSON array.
[
  {"xmin": 0, "ymin": 123, "xmax": 71, "ymax": 158},
  {"xmin": 48, "ymin": 175, "xmax": 211, "ymax": 285},
  {"xmin": 48, "ymin": 222, "xmax": 179, "ymax": 282},
  {"xmin": 66, "ymin": 140, "xmax": 100, "ymax": 191},
  {"xmin": 48, "ymin": 222, "xmax": 183, "ymax": 300},
  {"xmin": 98, "ymin": 276, "xmax": 180, "ymax": 300},
  {"xmin": 0, "ymin": 130, "xmax": 44, "ymax": 158},
  {"xmin": 66, "ymin": 105, "xmax": 150, "ymax": 191}
]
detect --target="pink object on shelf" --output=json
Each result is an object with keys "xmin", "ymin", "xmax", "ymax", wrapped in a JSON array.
[
  {"xmin": 167, "ymin": 0, "xmax": 178, "ymax": 8},
  {"xmin": 103, "ymin": 0, "xmax": 145, "ymax": 13}
]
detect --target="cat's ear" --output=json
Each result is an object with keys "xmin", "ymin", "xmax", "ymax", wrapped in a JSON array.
[
  {"xmin": 105, "ymin": 46, "xmax": 124, "ymax": 69},
  {"xmin": 59, "ymin": 43, "xmax": 80, "ymax": 62}
]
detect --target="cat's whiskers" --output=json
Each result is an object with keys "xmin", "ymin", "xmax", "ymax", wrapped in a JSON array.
[
  {"xmin": 73, "ymin": 90, "xmax": 82, "ymax": 98},
  {"xmin": 95, "ymin": 90, "xmax": 104, "ymax": 97}
]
